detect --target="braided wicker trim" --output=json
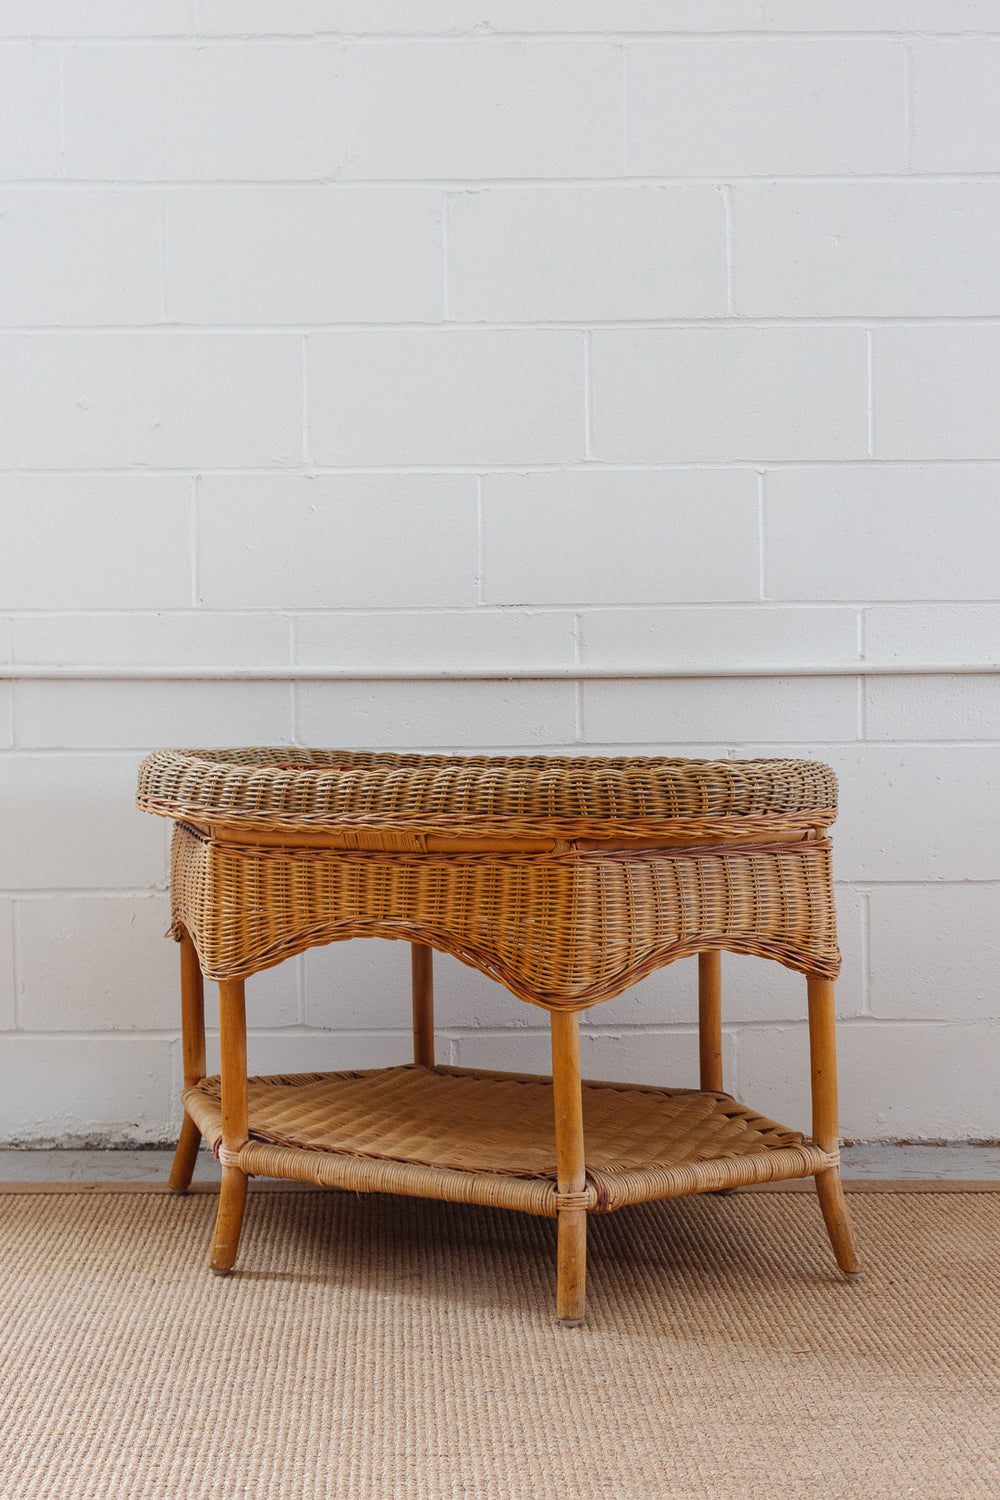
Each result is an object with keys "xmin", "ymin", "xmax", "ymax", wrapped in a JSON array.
[{"xmin": 138, "ymin": 747, "xmax": 838, "ymax": 841}]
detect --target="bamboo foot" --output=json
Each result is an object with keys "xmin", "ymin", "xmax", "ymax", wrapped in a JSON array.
[
  {"xmin": 556, "ymin": 1207, "xmax": 587, "ymax": 1325},
  {"xmin": 815, "ymin": 1166, "xmax": 862, "ymax": 1277},
  {"xmin": 168, "ymin": 1112, "xmax": 203, "ymax": 1194},
  {"xmin": 209, "ymin": 1166, "xmax": 248, "ymax": 1275}
]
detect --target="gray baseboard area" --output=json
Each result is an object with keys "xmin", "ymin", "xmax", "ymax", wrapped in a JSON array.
[{"xmin": 0, "ymin": 1142, "xmax": 998, "ymax": 1184}]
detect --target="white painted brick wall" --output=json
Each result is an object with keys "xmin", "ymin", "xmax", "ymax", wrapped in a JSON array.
[{"xmin": 1, "ymin": 4, "xmax": 999, "ymax": 1146}]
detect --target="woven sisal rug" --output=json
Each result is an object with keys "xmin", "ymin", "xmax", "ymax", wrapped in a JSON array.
[{"xmin": 0, "ymin": 1185, "xmax": 997, "ymax": 1499}]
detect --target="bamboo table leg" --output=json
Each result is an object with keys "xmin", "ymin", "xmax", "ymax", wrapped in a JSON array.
[
  {"xmin": 698, "ymin": 950, "xmax": 724, "ymax": 1093},
  {"xmin": 209, "ymin": 978, "xmax": 249, "ymax": 1275},
  {"xmin": 169, "ymin": 928, "xmax": 206, "ymax": 1194},
  {"xmin": 807, "ymin": 974, "xmax": 861, "ymax": 1277},
  {"xmin": 551, "ymin": 1009, "xmax": 587, "ymax": 1326},
  {"xmin": 411, "ymin": 942, "xmax": 435, "ymax": 1068}
]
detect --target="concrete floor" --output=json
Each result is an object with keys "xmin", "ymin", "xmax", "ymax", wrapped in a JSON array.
[{"xmin": 0, "ymin": 1142, "xmax": 998, "ymax": 1183}]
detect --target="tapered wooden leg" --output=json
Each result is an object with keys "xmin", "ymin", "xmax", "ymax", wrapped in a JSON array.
[
  {"xmin": 169, "ymin": 928, "xmax": 207, "ymax": 1194},
  {"xmin": 209, "ymin": 978, "xmax": 249, "ymax": 1275},
  {"xmin": 411, "ymin": 942, "xmax": 435, "ymax": 1068},
  {"xmin": 551, "ymin": 1008, "xmax": 587, "ymax": 1325},
  {"xmin": 807, "ymin": 974, "xmax": 861, "ymax": 1277},
  {"xmin": 698, "ymin": 950, "xmax": 724, "ymax": 1093}
]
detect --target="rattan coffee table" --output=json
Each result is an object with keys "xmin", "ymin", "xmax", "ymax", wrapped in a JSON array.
[{"xmin": 137, "ymin": 748, "xmax": 859, "ymax": 1324}]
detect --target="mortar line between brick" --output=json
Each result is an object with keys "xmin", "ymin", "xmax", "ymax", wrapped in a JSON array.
[
  {"xmin": 583, "ymin": 329, "xmax": 593, "ymax": 459},
  {"xmin": 189, "ymin": 476, "xmax": 199, "ymax": 607},
  {"xmin": 757, "ymin": 471, "xmax": 766, "ymax": 600},
  {"xmin": 475, "ymin": 475, "xmax": 484, "ymax": 605},
  {"xmin": 722, "ymin": 184, "xmax": 735, "ymax": 315},
  {"xmin": 441, "ymin": 191, "xmax": 452, "ymax": 320},
  {"xmin": 867, "ymin": 329, "xmax": 875, "ymax": 456},
  {"xmin": 301, "ymin": 335, "xmax": 311, "ymax": 470},
  {"xmin": 8, "ymin": 900, "xmax": 20, "ymax": 1031},
  {"xmin": 56, "ymin": 47, "xmax": 66, "ymax": 179},
  {"xmin": 860, "ymin": 890, "xmax": 872, "ymax": 1017},
  {"xmin": 903, "ymin": 41, "xmax": 914, "ymax": 172},
  {"xmin": 620, "ymin": 42, "xmax": 629, "ymax": 175},
  {"xmin": 157, "ymin": 196, "xmax": 168, "ymax": 322}
]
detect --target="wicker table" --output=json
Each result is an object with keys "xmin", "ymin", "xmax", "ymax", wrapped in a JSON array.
[{"xmin": 137, "ymin": 748, "xmax": 860, "ymax": 1324}]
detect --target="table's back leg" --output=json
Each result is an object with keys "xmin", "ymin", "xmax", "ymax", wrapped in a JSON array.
[
  {"xmin": 411, "ymin": 942, "xmax": 435, "ymax": 1067},
  {"xmin": 551, "ymin": 1008, "xmax": 588, "ymax": 1325},
  {"xmin": 169, "ymin": 927, "xmax": 206, "ymax": 1194},
  {"xmin": 807, "ymin": 974, "xmax": 862, "ymax": 1276},
  {"xmin": 209, "ymin": 978, "xmax": 250, "ymax": 1275},
  {"xmin": 698, "ymin": 949, "xmax": 724, "ymax": 1093}
]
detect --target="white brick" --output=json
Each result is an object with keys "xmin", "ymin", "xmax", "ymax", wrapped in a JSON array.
[
  {"xmin": 738, "ymin": 1020, "xmax": 1000, "ymax": 1141},
  {"xmin": 24, "ymin": 334, "xmax": 302, "ymax": 469},
  {"xmin": 0, "ymin": 191, "xmax": 161, "ymax": 324},
  {"xmin": 762, "ymin": 0, "xmax": 998, "ymax": 29},
  {"xmin": 576, "ymin": 893, "xmax": 864, "ymax": 1029},
  {"xmin": 873, "ymin": 328, "xmax": 1000, "ymax": 461},
  {"xmin": 15, "ymin": 894, "xmax": 178, "ymax": 1031},
  {"xmin": 591, "ymin": 329, "xmax": 868, "ymax": 463},
  {"xmin": 0, "ymin": 688, "xmax": 11, "ymax": 748},
  {"xmin": 294, "ymin": 610, "xmax": 575, "ymax": 670},
  {"xmin": 866, "ymin": 676, "xmax": 1000, "ymax": 741},
  {"xmin": 308, "ymin": 331, "xmax": 584, "ymax": 466},
  {"xmin": 0, "ymin": 45, "xmax": 61, "ymax": 178},
  {"xmin": 294, "ymin": 678, "xmax": 578, "ymax": 748},
  {"xmin": 304, "ymin": 937, "xmax": 412, "ymax": 1033},
  {"xmin": 0, "ymin": 755, "xmax": 167, "ymax": 891},
  {"xmin": 912, "ymin": 39, "xmax": 1000, "ymax": 173},
  {"xmin": 448, "ymin": 185, "xmax": 726, "ymax": 323},
  {"xmin": 869, "ymin": 886, "xmax": 1000, "ymax": 1022},
  {"xmin": 765, "ymin": 467, "xmax": 1000, "ymax": 602},
  {"xmin": 824, "ymin": 745, "xmax": 1000, "ymax": 883},
  {"xmin": 236, "ymin": 1029, "xmax": 411, "ymax": 1077},
  {"xmin": 580, "ymin": 607, "xmax": 859, "ymax": 669},
  {"xmin": 0, "ymin": 1037, "xmax": 176, "ymax": 1146},
  {"xmin": 0, "ymin": 2, "xmax": 193, "ymax": 36},
  {"xmin": 0, "ymin": 477, "xmax": 191, "ymax": 611},
  {"xmin": 626, "ymin": 39, "xmax": 906, "ymax": 176},
  {"xmin": 303, "ymin": 938, "xmax": 524, "ymax": 1034},
  {"xmin": 865, "ymin": 605, "xmax": 1000, "ymax": 666},
  {"xmin": 198, "ymin": 475, "xmax": 478, "ymax": 609},
  {"xmin": 581, "ymin": 676, "xmax": 858, "ymax": 746},
  {"xmin": 198, "ymin": 0, "xmax": 764, "ymax": 34},
  {"xmin": 13, "ymin": 612, "xmax": 291, "ymax": 668},
  {"xmin": 734, "ymin": 183, "xmax": 1000, "ymax": 320},
  {"xmin": 13, "ymin": 680, "xmax": 292, "ymax": 750},
  {"xmin": 63, "ymin": 43, "xmax": 339, "ymax": 181},
  {"xmin": 453, "ymin": 1027, "xmax": 726, "ymax": 1091},
  {"xmin": 344, "ymin": 40, "xmax": 622, "ymax": 180},
  {"xmin": 0, "ymin": 335, "xmax": 22, "ymax": 468},
  {"xmin": 483, "ymin": 471, "xmax": 759, "ymax": 606},
  {"xmin": 167, "ymin": 187, "xmax": 443, "ymax": 325},
  {"xmin": 0, "ymin": 619, "xmax": 10, "ymax": 663},
  {"xmin": 0, "ymin": 899, "xmax": 13, "ymax": 1030}
]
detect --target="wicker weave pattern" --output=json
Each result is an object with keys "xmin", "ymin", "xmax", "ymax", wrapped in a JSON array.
[
  {"xmin": 169, "ymin": 820, "xmax": 840, "ymax": 1002},
  {"xmin": 138, "ymin": 747, "xmax": 837, "ymax": 842},
  {"xmin": 182, "ymin": 1064, "xmax": 833, "ymax": 1214}
]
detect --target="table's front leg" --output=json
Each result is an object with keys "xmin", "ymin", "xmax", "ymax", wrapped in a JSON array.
[
  {"xmin": 551, "ymin": 1008, "xmax": 588, "ymax": 1326},
  {"xmin": 209, "ymin": 978, "xmax": 249, "ymax": 1275},
  {"xmin": 169, "ymin": 927, "xmax": 206, "ymax": 1194}
]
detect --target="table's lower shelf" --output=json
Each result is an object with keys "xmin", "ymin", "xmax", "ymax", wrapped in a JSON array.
[{"xmin": 183, "ymin": 1064, "xmax": 835, "ymax": 1216}]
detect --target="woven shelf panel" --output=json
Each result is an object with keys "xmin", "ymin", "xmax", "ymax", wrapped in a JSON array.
[
  {"xmin": 183, "ymin": 1064, "xmax": 807, "ymax": 1181},
  {"xmin": 139, "ymin": 747, "xmax": 838, "ymax": 841},
  {"xmin": 170, "ymin": 823, "xmax": 840, "ymax": 999}
]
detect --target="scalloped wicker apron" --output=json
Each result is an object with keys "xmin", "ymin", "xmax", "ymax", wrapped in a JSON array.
[{"xmin": 137, "ymin": 748, "xmax": 859, "ymax": 1323}]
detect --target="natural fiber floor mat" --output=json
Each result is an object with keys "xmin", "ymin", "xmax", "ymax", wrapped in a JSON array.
[{"xmin": 0, "ymin": 1188, "xmax": 997, "ymax": 1499}]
